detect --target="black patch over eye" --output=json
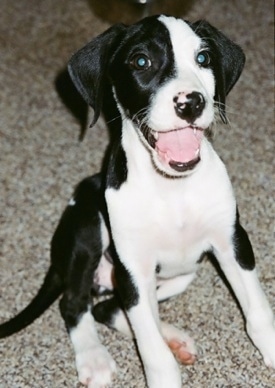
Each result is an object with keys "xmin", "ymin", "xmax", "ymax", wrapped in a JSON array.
[
  {"xmin": 129, "ymin": 54, "xmax": 152, "ymax": 70},
  {"xmin": 196, "ymin": 51, "xmax": 211, "ymax": 67}
]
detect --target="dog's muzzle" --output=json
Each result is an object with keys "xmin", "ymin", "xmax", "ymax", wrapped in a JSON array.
[{"xmin": 141, "ymin": 125, "xmax": 203, "ymax": 172}]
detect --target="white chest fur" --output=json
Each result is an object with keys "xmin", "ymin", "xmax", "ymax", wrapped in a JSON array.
[{"xmin": 106, "ymin": 125, "xmax": 236, "ymax": 278}]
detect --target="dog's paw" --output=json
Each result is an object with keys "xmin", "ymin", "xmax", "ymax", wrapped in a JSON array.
[
  {"xmin": 264, "ymin": 355, "xmax": 275, "ymax": 369},
  {"xmin": 76, "ymin": 345, "xmax": 116, "ymax": 388},
  {"xmin": 247, "ymin": 320, "xmax": 275, "ymax": 369},
  {"xmin": 161, "ymin": 322, "xmax": 197, "ymax": 365},
  {"xmin": 168, "ymin": 338, "xmax": 197, "ymax": 365},
  {"xmin": 259, "ymin": 333, "xmax": 275, "ymax": 369}
]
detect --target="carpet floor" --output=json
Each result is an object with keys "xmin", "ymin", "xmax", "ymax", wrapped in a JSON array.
[{"xmin": 0, "ymin": 0, "xmax": 274, "ymax": 387}]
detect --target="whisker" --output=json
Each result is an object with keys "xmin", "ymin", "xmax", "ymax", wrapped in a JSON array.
[
  {"xmin": 105, "ymin": 114, "xmax": 123, "ymax": 125},
  {"xmin": 132, "ymin": 107, "xmax": 150, "ymax": 128},
  {"xmin": 214, "ymin": 101, "xmax": 243, "ymax": 119}
]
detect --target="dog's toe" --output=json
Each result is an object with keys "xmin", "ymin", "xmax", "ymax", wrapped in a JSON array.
[
  {"xmin": 247, "ymin": 321, "xmax": 275, "ymax": 369},
  {"xmin": 168, "ymin": 338, "xmax": 197, "ymax": 365},
  {"xmin": 76, "ymin": 345, "xmax": 116, "ymax": 388},
  {"xmin": 161, "ymin": 322, "xmax": 197, "ymax": 365},
  {"xmin": 262, "ymin": 344, "xmax": 275, "ymax": 369}
]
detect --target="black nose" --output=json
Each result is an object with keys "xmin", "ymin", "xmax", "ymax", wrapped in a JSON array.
[{"xmin": 174, "ymin": 92, "xmax": 205, "ymax": 122}]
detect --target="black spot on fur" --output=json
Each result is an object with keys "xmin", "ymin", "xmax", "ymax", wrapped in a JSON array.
[
  {"xmin": 110, "ymin": 244, "xmax": 139, "ymax": 310},
  {"xmin": 93, "ymin": 296, "xmax": 121, "ymax": 327},
  {"xmin": 106, "ymin": 140, "xmax": 128, "ymax": 190},
  {"xmin": 233, "ymin": 209, "xmax": 255, "ymax": 270}
]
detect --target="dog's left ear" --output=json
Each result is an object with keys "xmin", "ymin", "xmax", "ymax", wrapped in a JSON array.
[
  {"xmin": 192, "ymin": 20, "xmax": 245, "ymax": 123},
  {"xmin": 68, "ymin": 24, "xmax": 126, "ymax": 127}
]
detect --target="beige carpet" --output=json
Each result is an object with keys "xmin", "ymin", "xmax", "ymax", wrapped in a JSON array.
[{"xmin": 0, "ymin": 0, "xmax": 274, "ymax": 386}]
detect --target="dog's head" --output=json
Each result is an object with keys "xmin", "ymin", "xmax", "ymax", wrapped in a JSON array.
[{"xmin": 69, "ymin": 16, "xmax": 245, "ymax": 177}]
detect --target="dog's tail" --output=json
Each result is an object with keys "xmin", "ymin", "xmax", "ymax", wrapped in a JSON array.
[{"xmin": 0, "ymin": 265, "xmax": 63, "ymax": 338}]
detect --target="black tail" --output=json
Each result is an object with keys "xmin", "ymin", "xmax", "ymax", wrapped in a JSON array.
[{"xmin": 0, "ymin": 265, "xmax": 64, "ymax": 338}]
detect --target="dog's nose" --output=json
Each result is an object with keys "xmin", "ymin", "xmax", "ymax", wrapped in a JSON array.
[{"xmin": 174, "ymin": 92, "xmax": 205, "ymax": 122}]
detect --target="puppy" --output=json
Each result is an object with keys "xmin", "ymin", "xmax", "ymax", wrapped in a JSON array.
[{"xmin": 1, "ymin": 15, "xmax": 274, "ymax": 388}]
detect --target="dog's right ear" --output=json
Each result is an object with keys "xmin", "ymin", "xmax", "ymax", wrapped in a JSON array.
[{"xmin": 68, "ymin": 24, "xmax": 126, "ymax": 127}]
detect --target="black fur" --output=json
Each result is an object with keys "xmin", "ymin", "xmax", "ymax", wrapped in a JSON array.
[
  {"xmin": 0, "ymin": 15, "xmax": 246, "ymax": 339},
  {"xmin": 69, "ymin": 17, "xmax": 245, "ymax": 131},
  {"xmin": 93, "ymin": 296, "xmax": 122, "ymax": 328},
  {"xmin": 0, "ymin": 17, "xmax": 250, "ymax": 384},
  {"xmin": 233, "ymin": 210, "xmax": 255, "ymax": 270},
  {"xmin": 0, "ymin": 266, "xmax": 62, "ymax": 337},
  {"xmin": 0, "ymin": 174, "xmax": 105, "ymax": 337},
  {"xmin": 190, "ymin": 20, "xmax": 245, "ymax": 123},
  {"xmin": 68, "ymin": 24, "xmax": 126, "ymax": 127}
]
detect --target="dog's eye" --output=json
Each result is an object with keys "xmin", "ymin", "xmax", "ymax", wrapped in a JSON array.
[
  {"xmin": 196, "ymin": 51, "xmax": 210, "ymax": 67},
  {"xmin": 130, "ymin": 54, "xmax": 151, "ymax": 70}
]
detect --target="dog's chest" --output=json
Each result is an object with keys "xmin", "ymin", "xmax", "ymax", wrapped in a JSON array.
[
  {"xmin": 145, "ymin": 195, "xmax": 212, "ymax": 276},
  {"xmin": 106, "ymin": 166, "xmax": 235, "ymax": 277}
]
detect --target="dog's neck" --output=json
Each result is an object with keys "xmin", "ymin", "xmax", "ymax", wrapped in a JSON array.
[{"xmin": 121, "ymin": 118, "xmax": 153, "ymax": 177}]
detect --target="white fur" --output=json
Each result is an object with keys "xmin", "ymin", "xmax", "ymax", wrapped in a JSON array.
[
  {"xmin": 70, "ymin": 310, "xmax": 116, "ymax": 388},
  {"xmin": 100, "ymin": 213, "xmax": 110, "ymax": 251},
  {"xmin": 68, "ymin": 197, "xmax": 76, "ymax": 206},
  {"xmin": 106, "ymin": 120, "xmax": 236, "ymax": 387},
  {"xmin": 93, "ymin": 214, "xmax": 114, "ymax": 292},
  {"xmin": 94, "ymin": 254, "xmax": 114, "ymax": 292},
  {"xmin": 105, "ymin": 16, "xmax": 275, "ymax": 387},
  {"xmin": 149, "ymin": 16, "xmax": 215, "ymax": 133}
]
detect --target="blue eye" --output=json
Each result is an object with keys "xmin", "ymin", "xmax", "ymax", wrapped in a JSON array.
[
  {"xmin": 197, "ymin": 51, "xmax": 210, "ymax": 66},
  {"xmin": 137, "ymin": 57, "xmax": 146, "ymax": 67},
  {"xmin": 130, "ymin": 54, "xmax": 151, "ymax": 70}
]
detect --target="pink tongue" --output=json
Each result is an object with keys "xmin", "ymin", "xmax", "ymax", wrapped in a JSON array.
[{"xmin": 155, "ymin": 127, "xmax": 202, "ymax": 164}]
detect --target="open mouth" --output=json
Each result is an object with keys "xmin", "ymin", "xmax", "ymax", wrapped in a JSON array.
[{"xmin": 142, "ymin": 125, "xmax": 204, "ymax": 172}]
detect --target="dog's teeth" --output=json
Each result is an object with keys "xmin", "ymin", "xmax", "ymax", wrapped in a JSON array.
[
  {"xmin": 193, "ymin": 128, "xmax": 197, "ymax": 135},
  {"xmin": 195, "ymin": 148, "xmax": 200, "ymax": 156},
  {"xmin": 153, "ymin": 131, "xmax": 159, "ymax": 140}
]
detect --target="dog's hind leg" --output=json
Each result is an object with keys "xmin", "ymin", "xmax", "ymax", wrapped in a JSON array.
[
  {"xmin": 93, "ymin": 296, "xmax": 132, "ymax": 337},
  {"xmin": 68, "ymin": 308, "xmax": 116, "ymax": 388},
  {"xmin": 157, "ymin": 272, "xmax": 196, "ymax": 302},
  {"xmin": 59, "ymin": 249, "xmax": 116, "ymax": 388}
]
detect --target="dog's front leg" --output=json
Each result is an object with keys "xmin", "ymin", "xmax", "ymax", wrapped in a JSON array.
[
  {"xmin": 214, "ymin": 219, "xmax": 275, "ymax": 368},
  {"xmin": 114, "ymin": 258, "xmax": 182, "ymax": 388},
  {"xmin": 93, "ymin": 273, "xmax": 197, "ymax": 365}
]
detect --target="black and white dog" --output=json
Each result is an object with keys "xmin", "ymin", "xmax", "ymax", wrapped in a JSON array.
[{"xmin": 1, "ymin": 15, "xmax": 275, "ymax": 388}]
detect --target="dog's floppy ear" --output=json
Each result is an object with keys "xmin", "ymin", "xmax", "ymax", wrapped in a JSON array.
[
  {"xmin": 68, "ymin": 24, "xmax": 126, "ymax": 127},
  {"xmin": 192, "ymin": 20, "xmax": 245, "ymax": 123}
]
